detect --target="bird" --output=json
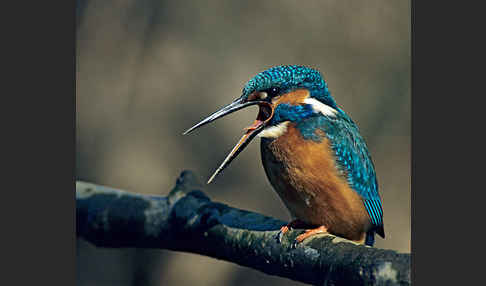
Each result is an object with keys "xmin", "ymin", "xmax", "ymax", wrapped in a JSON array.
[{"xmin": 183, "ymin": 65, "xmax": 384, "ymax": 247}]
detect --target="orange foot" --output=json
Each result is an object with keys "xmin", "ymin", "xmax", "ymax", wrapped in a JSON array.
[
  {"xmin": 291, "ymin": 225, "xmax": 328, "ymax": 249},
  {"xmin": 275, "ymin": 219, "xmax": 307, "ymax": 243}
]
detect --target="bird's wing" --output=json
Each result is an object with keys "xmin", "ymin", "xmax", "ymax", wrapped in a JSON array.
[
  {"xmin": 329, "ymin": 112, "xmax": 384, "ymax": 230},
  {"xmin": 302, "ymin": 112, "xmax": 384, "ymax": 231}
]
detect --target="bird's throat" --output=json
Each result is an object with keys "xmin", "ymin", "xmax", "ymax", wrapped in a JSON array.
[{"xmin": 257, "ymin": 121, "xmax": 290, "ymax": 138}]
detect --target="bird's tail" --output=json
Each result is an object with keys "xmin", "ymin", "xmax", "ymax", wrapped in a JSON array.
[{"xmin": 364, "ymin": 231, "xmax": 375, "ymax": 246}]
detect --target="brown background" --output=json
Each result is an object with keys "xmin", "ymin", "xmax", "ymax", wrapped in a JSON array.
[{"xmin": 76, "ymin": 1, "xmax": 410, "ymax": 285}]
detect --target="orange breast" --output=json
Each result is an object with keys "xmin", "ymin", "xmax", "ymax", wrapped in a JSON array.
[{"xmin": 260, "ymin": 123, "xmax": 372, "ymax": 241}]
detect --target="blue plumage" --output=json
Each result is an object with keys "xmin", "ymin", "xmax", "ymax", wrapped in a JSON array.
[
  {"xmin": 242, "ymin": 65, "xmax": 337, "ymax": 109},
  {"xmin": 271, "ymin": 103, "xmax": 315, "ymax": 124}
]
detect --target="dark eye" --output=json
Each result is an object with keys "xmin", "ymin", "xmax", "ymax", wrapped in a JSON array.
[{"xmin": 268, "ymin": 87, "xmax": 280, "ymax": 97}]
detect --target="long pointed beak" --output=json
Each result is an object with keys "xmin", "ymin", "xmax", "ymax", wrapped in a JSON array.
[
  {"xmin": 183, "ymin": 97, "xmax": 273, "ymax": 184},
  {"xmin": 183, "ymin": 98, "xmax": 258, "ymax": 135}
]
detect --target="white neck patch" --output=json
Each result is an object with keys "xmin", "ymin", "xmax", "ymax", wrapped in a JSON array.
[
  {"xmin": 258, "ymin": 121, "xmax": 290, "ymax": 138},
  {"xmin": 303, "ymin": 97, "xmax": 338, "ymax": 117}
]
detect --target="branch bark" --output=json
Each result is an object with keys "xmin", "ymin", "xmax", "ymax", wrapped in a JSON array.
[{"xmin": 76, "ymin": 170, "xmax": 410, "ymax": 286}]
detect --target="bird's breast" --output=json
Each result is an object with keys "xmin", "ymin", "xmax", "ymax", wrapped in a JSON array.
[{"xmin": 260, "ymin": 123, "xmax": 371, "ymax": 241}]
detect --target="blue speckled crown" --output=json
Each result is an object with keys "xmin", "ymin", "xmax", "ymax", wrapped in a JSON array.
[{"xmin": 242, "ymin": 65, "xmax": 336, "ymax": 108}]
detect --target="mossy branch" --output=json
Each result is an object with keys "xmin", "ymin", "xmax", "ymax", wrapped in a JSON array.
[{"xmin": 76, "ymin": 170, "xmax": 410, "ymax": 286}]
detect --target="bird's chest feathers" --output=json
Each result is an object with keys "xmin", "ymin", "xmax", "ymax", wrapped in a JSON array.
[{"xmin": 260, "ymin": 123, "xmax": 369, "ymax": 234}]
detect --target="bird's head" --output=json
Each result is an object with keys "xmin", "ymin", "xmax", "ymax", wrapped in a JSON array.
[{"xmin": 184, "ymin": 65, "xmax": 339, "ymax": 183}]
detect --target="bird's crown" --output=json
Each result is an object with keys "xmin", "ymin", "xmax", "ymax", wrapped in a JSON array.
[{"xmin": 242, "ymin": 65, "xmax": 336, "ymax": 108}]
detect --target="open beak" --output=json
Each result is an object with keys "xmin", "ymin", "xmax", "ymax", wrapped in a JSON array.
[{"xmin": 183, "ymin": 97, "xmax": 273, "ymax": 184}]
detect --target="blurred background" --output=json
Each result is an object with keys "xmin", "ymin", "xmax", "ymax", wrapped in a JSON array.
[{"xmin": 76, "ymin": 1, "xmax": 410, "ymax": 285}]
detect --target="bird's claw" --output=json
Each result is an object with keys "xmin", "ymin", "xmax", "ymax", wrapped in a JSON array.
[
  {"xmin": 274, "ymin": 231, "xmax": 284, "ymax": 243},
  {"xmin": 291, "ymin": 239, "xmax": 300, "ymax": 249},
  {"xmin": 275, "ymin": 229, "xmax": 302, "ymax": 249},
  {"xmin": 291, "ymin": 225, "xmax": 329, "ymax": 249},
  {"xmin": 275, "ymin": 225, "xmax": 291, "ymax": 244}
]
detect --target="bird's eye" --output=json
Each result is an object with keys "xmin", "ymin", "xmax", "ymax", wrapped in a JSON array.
[
  {"xmin": 248, "ymin": 87, "xmax": 280, "ymax": 102},
  {"xmin": 268, "ymin": 87, "xmax": 280, "ymax": 97}
]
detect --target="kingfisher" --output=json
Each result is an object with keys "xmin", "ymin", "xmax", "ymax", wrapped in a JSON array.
[{"xmin": 183, "ymin": 65, "xmax": 385, "ymax": 247}]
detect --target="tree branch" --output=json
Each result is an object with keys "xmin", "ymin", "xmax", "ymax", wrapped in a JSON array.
[{"xmin": 76, "ymin": 170, "xmax": 410, "ymax": 286}]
